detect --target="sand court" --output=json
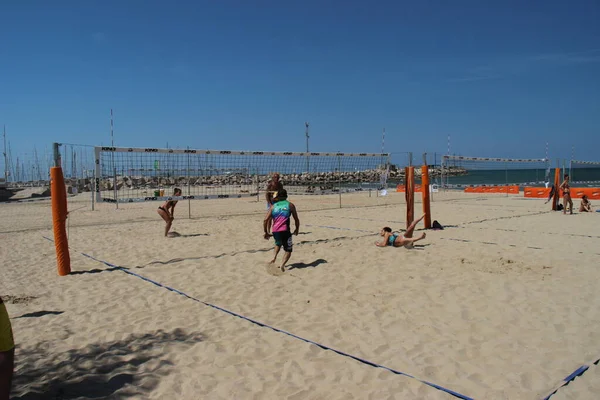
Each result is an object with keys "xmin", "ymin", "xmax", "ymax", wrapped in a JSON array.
[{"xmin": 2, "ymin": 191, "xmax": 600, "ymax": 399}]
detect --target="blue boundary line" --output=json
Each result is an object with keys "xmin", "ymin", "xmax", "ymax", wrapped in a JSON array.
[
  {"xmin": 541, "ymin": 358, "xmax": 600, "ymax": 400},
  {"xmin": 42, "ymin": 235, "xmax": 473, "ymax": 400}
]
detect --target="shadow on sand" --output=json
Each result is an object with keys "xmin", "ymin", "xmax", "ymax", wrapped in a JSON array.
[
  {"xmin": 13, "ymin": 311, "xmax": 64, "ymax": 319},
  {"xmin": 287, "ymin": 259, "xmax": 328, "ymax": 270},
  {"xmin": 167, "ymin": 231, "xmax": 210, "ymax": 238},
  {"xmin": 12, "ymin": 328, "xmax": 205, "ymax": 400}
]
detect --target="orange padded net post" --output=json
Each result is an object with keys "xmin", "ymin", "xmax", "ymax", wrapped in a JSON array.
[
  {"xmin": 552, "ymin": 167, "xmax": 560, "ymax": 211},
  {"xmin": 421, "ymin": 164, "xmax": 432, "ymax": 229},
  {"xmin": 405, "ymin": 166, "xmax": 415, "ymax": 236},
  {"xmin": 51, "ymin": 166, "xmax": 71, "ymax": 276}
]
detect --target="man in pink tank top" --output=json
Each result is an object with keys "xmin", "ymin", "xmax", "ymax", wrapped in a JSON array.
[{"xmin": 263, "ymin": 189, "xmax": 300, "ymax": 272}]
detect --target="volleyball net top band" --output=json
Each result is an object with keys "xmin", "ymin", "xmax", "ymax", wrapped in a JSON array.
[{"xmin": 94, "ymin": 146, "xmax": 391, "ymax": 203}]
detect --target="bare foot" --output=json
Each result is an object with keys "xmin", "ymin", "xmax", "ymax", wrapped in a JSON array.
[
  {"xmin": 269, "ymin": 259, "xmax": 277, "ymax": 264},
  {"xmin": 280, "ymin": 265, "xmax": 285, "ymax": 272}
]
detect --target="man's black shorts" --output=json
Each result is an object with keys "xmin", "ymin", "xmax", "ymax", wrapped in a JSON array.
[{"xmin": 272, "ymin": 230, "xmax": 293, "ymax": 252}]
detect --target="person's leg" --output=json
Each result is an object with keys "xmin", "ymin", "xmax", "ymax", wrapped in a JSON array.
[
  {"xmin": 280, "ymin": 251, "xmax": 291, "ymax": 271},
  {"xmin": 405, "ymin": 214, "xmax": 426, "ymax": 238},
  {"xmin": 279, "ymin": 232, "xmax": 293, "ymax": 271},
  {"xmin": 569, "ymin": 197, "xmax": 573, "ymax": 214},
  {"xmin": 563, "ymin": 196, "xmax": 567, "ymax": 214},
  {"xmin": 158, "ymin": 209, "xmax": 172, "ymax": 237},
  {"xmin": 270, "ymin": 245, "xmax": 281, "ymax": 264},
  {"xmin": 399, "ymin": 232, "xmax": 426, "ymax": 247}
]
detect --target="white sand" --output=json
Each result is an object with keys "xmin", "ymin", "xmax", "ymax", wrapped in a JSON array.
[{"xmin": 1, "ymin": 191, "xmax": 599, "ymax": 399}]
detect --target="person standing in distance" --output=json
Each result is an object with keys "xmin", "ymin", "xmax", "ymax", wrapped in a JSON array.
[
  {"xmin": 263, "ymin": 189, "xmax": 300, "ymax": 272},
  {"xmin": 265, "ymin": 173, "xmax": 284, "ymax": 208},
  {"xmin": 265, "ymin": 173, "xmax": 284, "ymax": 233}
]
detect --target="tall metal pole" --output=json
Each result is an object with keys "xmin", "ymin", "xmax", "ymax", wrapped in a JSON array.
[
  {"xmin": 570, "ymin": 145, "xmax": 574, "ymax": 180},
  {"xmin": 305, "ymin": 122, "xmax": 310, "ymax": 173}
]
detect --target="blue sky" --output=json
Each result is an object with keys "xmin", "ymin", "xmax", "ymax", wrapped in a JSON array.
[{"xmin": 1, "ymin": 0, "xmax": 599, "ymax": 167}]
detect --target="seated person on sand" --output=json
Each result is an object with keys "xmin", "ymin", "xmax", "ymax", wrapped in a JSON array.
[
  {"xmin": 157, "ymin": 188, "xmax": 182, "ymax": 237},
  {"xmin": 375, "ymin": 214, "xmax": 426, "ymax": 248},
  {"xmin": 579, "ymin": 195, "xmax": 592, "ymax": 212}
]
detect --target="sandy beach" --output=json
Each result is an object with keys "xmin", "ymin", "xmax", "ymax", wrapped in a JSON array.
[{"xmin": 1, "ymin": 190, "xmax": 599, "ymax": 399}]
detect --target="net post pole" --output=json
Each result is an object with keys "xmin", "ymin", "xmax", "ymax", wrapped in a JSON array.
[
  {"xmin": 552, "ymin": 164, "xmax": 560, "ymax": 211},
  {"xmin": 405, "ymin": 164, "xmax": 415, "ymax": 235},
  {"xmin": 91, "ymin": 172, "xmax": 95, "ymax": 211},
  {"xmin": 50, "ymin": 144, "xmax": 71, "ymax": 275},
  {"xmin": 113, "ymin": 158, "xmax": 118, "ymax": 210},
  {"xmin": 256, "ymin": 168, "xmax": 260, "ymax": 202},
  {"xmin": 338, "ymin": 155, "xmax": 342, "ymax": 209},
  {"xmin": 421, "ymin": 153, "xmax": 431, "ymax": 229},
  {"xmin": 505, "ymin": 161, "xmax": 508, "ymax": 197},
  {"xmin": 187, "ymin": 147, "xmax": 191, "ymax": 219},
  {"xmin": 441, "ymin": 155, "xmax": 445, "ymax": 192},
  {"xmin": 94, "ymin": 146, "xmax": 101, "ymax": 206}
]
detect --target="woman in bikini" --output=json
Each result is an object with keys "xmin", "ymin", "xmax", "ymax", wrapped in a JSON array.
[
  {"xmin": 580, "ymin": 194, "xmax": 592, "ymax": 212},
  {"xmin": 560, "ymin": 174, "xmax": 573, "ymax": 215},
  {"xmin": 376, "ymin": 214, "xmax": 427, "ymax": 248},
  {"xmin": 157, "ymin": 188, "xmax": 182, "ymax": 237}
]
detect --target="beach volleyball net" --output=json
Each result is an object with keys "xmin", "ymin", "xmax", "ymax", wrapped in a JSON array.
[
  {"xmin": 94, "ymin": 146, "xmax": 390, "ymax": 203},
  {"xmin": 441, "ymin": 155, "xmax": 550, "ymax": 193},
  {"xmin": 569, "ymin": 160, "xmax": 600, "ymax": 185}
]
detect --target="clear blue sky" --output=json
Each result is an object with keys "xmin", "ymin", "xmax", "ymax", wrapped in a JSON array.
[{"xmin": 1, "ymin": 0, "xmax": 599, "ymax": 164}]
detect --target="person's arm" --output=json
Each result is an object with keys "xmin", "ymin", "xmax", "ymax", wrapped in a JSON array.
[
  {"xmin": 265, "ymin": 183, "xmax": 272, "ymax": 204},
  {"xmin": 375, "ymin": 233, "xmax": 389, "ymax": 247},
  {"xmin": 560, "ymin": 181, "xmax": 567, "ymax": 190},
  {"xmin": 171, "ymin": 202, "xmax": 177, "ymax": 219},
  {"xmin": 263, "ymin": 206, "xmax": 273, "ymax": 239},
  {"xmin": 290, "ymin": 203, "xmax": 300, "ymax": 235}
]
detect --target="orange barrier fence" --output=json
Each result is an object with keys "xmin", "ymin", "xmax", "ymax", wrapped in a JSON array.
[
  {"xmin": 463, "ymin": 185, "xmax": 519, "ymax": 194},
  {"xmin": 51, "ymin": 167, "xmax": 71, "ymax": 276},
  {"xmin": 396, "ymin": 184, "xmax": 422, "ymax": 192},
  {"xmin": 526, "ymin": 187, "xmax": 600, "ymax": 199}
]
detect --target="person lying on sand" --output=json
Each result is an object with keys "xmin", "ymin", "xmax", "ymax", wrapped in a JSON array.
[
  {"xmin": 375, "ymin": 214, "xmax": 426, "ymax": 248},
  {"xmin": 579, "ymin": 195, "xmax": 592, "ymax": 212}
]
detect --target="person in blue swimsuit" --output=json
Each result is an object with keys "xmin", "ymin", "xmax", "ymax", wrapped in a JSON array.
[{"xmin": 375, "ymin": 214, "xmax": 426, "ymax": 248}]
